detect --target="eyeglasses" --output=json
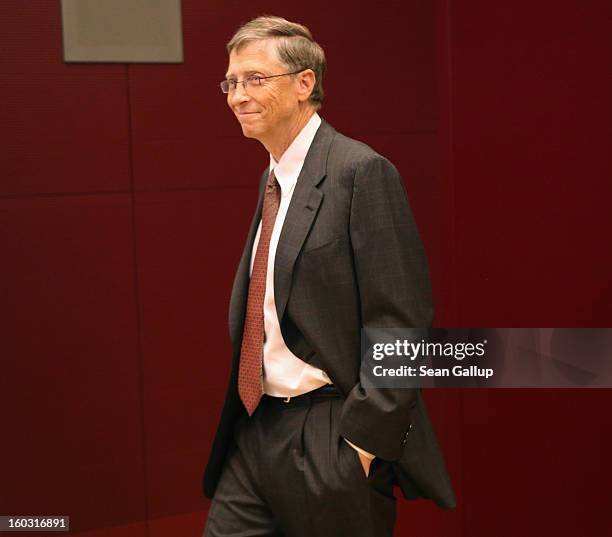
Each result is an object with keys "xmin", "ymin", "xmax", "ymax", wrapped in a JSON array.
[{"xmin": 220, "ymin": 69, "xmax": 308, "ymax": 94}]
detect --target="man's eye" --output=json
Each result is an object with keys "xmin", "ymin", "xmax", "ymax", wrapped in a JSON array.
[{"xmin": 246, "ymin": 75, "xmax": 262, "ymax": 85}]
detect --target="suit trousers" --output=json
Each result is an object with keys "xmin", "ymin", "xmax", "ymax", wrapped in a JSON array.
[{"xmin": 203, "ymin": 386, "xmax": 397, "ymax": 537}]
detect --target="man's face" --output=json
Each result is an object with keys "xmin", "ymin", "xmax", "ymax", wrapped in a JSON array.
[{"xmin": 225, "ymin": 39, "xmax": 301, "ymax": 143}]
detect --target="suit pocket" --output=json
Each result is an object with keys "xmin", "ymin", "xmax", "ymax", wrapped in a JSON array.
[
  {"xmin": 339, "ymin": 437, "xmax": 368, "ymax": 482},
  {"xmin": 301, "ymin": 236, "xmax": 344, "ymax": 254}
]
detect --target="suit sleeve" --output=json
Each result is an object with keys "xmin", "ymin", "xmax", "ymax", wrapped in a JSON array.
[{"xmin": 338, "ymin": 154, "xmax": 433, "ymax": 461}]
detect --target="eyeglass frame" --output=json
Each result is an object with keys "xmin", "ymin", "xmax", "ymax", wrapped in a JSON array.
[{"xmin": 220, "ymin": 69, "xmax": 310, "ymax": 94}]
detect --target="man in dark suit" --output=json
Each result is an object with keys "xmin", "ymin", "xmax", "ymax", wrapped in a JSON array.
[{"xmin": 203, "ymin": 15, "xmax": 455, "ymax": 537}]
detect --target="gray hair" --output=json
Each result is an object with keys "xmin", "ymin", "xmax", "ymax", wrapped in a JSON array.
[{"xmin": 227, "ymin": 15, "xmax": 326, "ymax": 109}]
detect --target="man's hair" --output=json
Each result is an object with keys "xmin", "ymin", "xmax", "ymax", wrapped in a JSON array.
[{"xmin": 226, "ymin": 15, "xmax": 326, "ymax": 109}]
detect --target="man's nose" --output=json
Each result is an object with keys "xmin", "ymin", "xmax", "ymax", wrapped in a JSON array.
[{"xmin": 228, "ymin": 83, "xmax": 249, "ymax": 107}]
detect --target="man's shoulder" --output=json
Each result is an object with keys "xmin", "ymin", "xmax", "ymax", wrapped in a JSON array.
[
  {"xmin": 331, "ymin": 130, "xmax": 378, "ymax": 159},
  {"xmin": 325, "ymin": 125, "xmax": 398, "ymax": 177}
]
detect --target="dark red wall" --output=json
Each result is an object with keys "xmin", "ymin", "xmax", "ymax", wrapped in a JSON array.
[
  {"xmin": 1, "ymin": 1, "xmax": 610, "ymax": 536},
  {"xmin": 437, "ymin": 1, "xmax": 612, "ymax": 536}
]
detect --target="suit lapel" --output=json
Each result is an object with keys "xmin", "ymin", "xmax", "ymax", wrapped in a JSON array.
[
  {"xmin": 228, "ymin": 169, "xmax": 268, "ymax": 352},
  {"xmin": 273, "ymin": 120, "xmax": 336, "ymax": 324}
]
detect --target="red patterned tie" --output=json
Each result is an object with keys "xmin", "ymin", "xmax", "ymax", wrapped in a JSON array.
[{"xmin": 238, "ymin": 170, "xmax": 281, "ymax": 415}]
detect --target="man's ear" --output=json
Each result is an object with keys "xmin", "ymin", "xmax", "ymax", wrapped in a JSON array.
[{"xmin": 297, "ymin": 69, "xmax": 316, "ymax": 102}]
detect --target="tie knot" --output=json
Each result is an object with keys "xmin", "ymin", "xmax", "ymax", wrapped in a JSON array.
[{"xmin": 266, "ymin": 171, "xmax": 279, "ymax": 191}]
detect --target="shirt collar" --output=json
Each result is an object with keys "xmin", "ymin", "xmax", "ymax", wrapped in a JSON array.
[{"xmin": 269, "ymin": 112, "xmax": 322, "ymax": 196}]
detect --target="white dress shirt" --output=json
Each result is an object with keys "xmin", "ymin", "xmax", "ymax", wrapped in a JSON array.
[
  {"xmin": 249, "ymin": 112, "xmax": 375, "ymax": 461},
  {"xmin": 249, "ymin": 112, "xmax": 332, "ymax": 398}
]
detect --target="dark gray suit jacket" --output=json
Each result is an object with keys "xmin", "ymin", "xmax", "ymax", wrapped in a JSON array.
[{"xmin": 203, "ymin": 119, "xmax": 456, "ymax": 509}]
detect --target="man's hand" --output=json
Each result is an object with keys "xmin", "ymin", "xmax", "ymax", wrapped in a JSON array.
[
  {"xmin": 344, "ymin": 438, "xmax": 376, "ymax": 477},
  {"xmin": 357, "ymin": 451, "xmax": 373, "ymax": 477}
]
